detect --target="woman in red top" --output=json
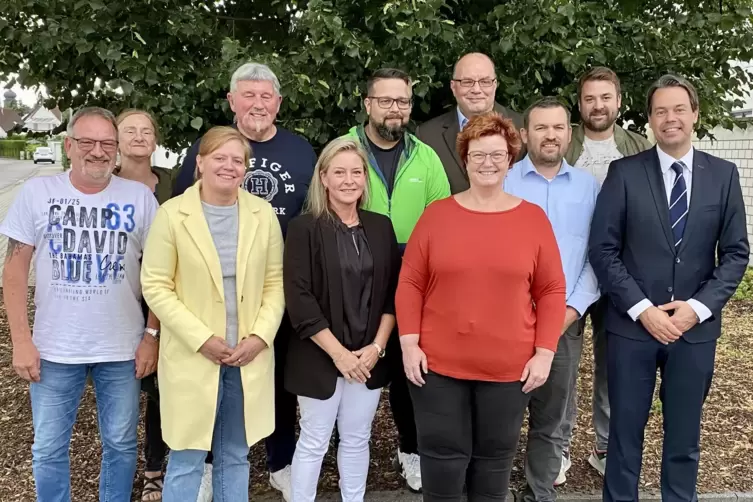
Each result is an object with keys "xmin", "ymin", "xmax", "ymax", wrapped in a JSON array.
[{"xmin": 395, "ymin": 112, "xmax": 566, "ymax": 502}]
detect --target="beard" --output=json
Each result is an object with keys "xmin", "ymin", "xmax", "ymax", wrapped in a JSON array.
[
  {"xmin": 583, "ymin": 108, "xmax": 618, "ymax": 133},
  {"xmin": 81, "ymin": 158, "xmax": 115, "ymax": 180},
  {"xmin": 371, "ymin": 115, "xmax": 407, "ymax": 142},
  {"xmin": 530, "ymin": 144, "xmax": 564, "ymax": 166}
]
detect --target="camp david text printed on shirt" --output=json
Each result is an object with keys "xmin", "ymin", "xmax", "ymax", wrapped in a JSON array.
[
  {"xmin": 0, "ymin": 173, "xmax": 158, "ymax": 364},
  {"xmin": 45, "ymin": 198, "xmax": 139, "ymax": 288}
]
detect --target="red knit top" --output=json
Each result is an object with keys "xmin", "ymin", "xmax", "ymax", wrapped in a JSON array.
[{"xmin": 396, "ymin": 197, "xmax": 566, "ymax": 382}]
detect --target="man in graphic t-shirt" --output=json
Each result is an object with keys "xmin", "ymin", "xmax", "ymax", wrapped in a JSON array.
[
  {"xmin": 172, "ymin": 61, "xmax": 316, "ymax": 502},
  {"xmin": 1, "ymin": 107, "xmax": 159, "ymax": 502},
  {"xmin": 561, "ymin": 67, "xmax": 652, "ymax": 480}
]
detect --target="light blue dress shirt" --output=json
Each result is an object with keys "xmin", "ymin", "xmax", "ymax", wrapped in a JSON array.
[
  {"xmin": 504, "ymin": 155, "xmax": 601, "ymax": 316},
  {"xmin": 457, "ymin": 107, "xmax": 469, "ymax": 130}
]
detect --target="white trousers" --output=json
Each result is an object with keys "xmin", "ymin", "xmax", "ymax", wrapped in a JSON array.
[{"xmin": 291, "ymin": 377, "xmax": 382, "ymax": 502}]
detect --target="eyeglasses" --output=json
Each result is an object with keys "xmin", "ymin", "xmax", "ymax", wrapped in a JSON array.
[
  {"xmin": 452, "ymin": 78, "xmax": 497, "ymax": 89},
  {"xmin": 70, "ymin": 137, "xmax": 119, "ymax": 152},
  {"xmin": 468, "ymin": 151, "xmax": 509, "ymax": 164},
  {"xmin": 367, "ymin": 96, "xmax": 413, "ymax": 110}
]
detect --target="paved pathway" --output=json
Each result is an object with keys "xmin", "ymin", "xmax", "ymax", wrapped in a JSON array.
[{"xmin": 0, "ymin": 159, "xmax": 63, "ymax": 285}]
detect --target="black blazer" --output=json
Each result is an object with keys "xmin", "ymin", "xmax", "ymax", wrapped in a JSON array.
[
  {"xmin": 416, "ymin": 102, "xmax": 525, "ymax": 194},
  {"xmin": 283, "ymin": 210, "xmax": 401, "ymax": 400},
  {"xmin": 589, "ymin": 147, "xmax": 749, "ymax": 343}
]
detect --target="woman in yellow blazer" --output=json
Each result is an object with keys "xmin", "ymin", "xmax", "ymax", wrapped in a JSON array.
[{"xmin": 140, "ymin": 126, "xmax": 285, "ymax": 502}]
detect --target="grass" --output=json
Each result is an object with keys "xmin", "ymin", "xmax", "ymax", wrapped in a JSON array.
[{"xmin": 732, "ymin": 267, "xmax": 753, "ymax": 300}]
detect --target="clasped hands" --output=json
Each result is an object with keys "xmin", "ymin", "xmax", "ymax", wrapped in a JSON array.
[
  {"xmin": 638, "ymin": 300, "xmax": 699, "ymax": 345},
  {"xmin": 332, "ymin": 344, "xmax": 380, "ymax": 384},
  {"xmin": 199, "ymin": 334, "xmax": 268, "ymax": 366}
]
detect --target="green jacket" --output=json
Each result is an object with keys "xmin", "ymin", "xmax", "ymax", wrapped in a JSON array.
[
  {"xmin": 565, "ymin": 124, "xmax": 653, "ymax": 166},
  {"xmin": 345, "ymin": 125, "xmax": 450, "ymax": 245}
]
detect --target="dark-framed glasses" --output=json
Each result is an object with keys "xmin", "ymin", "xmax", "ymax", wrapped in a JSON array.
[
  {"xmin": 367, "ymin": 96, "xmax": 413, "ymax": 110},
  {"xmin": 452, "ymin": 78, "xmax": 497, "ymax": 89},
  {"xmin": 70, "ymin": 137, "xmax": 119, "ymax": 152},
  {"xmin": 468, "ymin": 150, "xmax": 509, "ymax": 164}
]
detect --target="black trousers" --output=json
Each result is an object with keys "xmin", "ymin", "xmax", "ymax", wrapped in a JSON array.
[
  {"xmin": 142, "ymin": 374, "xmax": 167, "ymax": 472},
  {"xmin": 387, "ymin": 328, "xmax": 419, "ymax": 454},
  {"xmin": 604, "ymin": 334, "xmax": 716, "ymax": 502},
  {"xmin": 410, "ymin": 371, "xmax": 530, "ymax": 501},
  {"xmin": 264, "ymin": 325, "xmax": 298, "ymax": 472}
]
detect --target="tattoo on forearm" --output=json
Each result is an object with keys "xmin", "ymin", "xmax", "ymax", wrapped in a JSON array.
[{"xmin": 5, "ymin": 238, "xmax": 31, "ymax": 264}]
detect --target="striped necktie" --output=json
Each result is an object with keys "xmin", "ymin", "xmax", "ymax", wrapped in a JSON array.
[
  {"xmin": 460, "ymin": 117, "xmax": 468, "ymax": 130},
  {"xmin": 669, "ymin": 161, "xmax": 688, "ymax": 248}
]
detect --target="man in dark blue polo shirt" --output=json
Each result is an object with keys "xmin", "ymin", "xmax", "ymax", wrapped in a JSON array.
[{"xmin": 172, "ymin": 61, "xmax": 316, "ymax": 502}]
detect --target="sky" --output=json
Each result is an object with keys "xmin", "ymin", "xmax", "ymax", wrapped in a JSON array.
[{"xmin": 0, "ymin": 76, "xmax": 46, "ymax": 107}]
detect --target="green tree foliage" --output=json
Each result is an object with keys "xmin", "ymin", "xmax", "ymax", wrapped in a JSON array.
[{"xmin": 1, "ymin": 0, "xmax": 752, "ymax": 149}]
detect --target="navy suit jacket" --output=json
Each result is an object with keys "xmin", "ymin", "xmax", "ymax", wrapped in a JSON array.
[{"xmin": 588, "ymin": 147, "xmax": 749, "ymax": 343}]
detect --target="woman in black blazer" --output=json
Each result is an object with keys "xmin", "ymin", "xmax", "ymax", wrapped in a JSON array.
[{"xmin": 284, "ymin": 137, "xmax": 400, "ymax": 502}]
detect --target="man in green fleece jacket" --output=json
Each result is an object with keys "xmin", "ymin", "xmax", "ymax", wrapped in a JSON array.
[
  {"xmin": 342, "ymin": 67, "xmax": 450, "ymax": 494},
  {"xmin": 558, "ymin": 66, "xmax": 652, "ymax": 485}
]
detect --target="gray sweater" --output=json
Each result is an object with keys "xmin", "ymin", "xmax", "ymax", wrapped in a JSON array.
[{"xmin": 202, "ymin": 201, "xmax": 240, "ymax": 348}]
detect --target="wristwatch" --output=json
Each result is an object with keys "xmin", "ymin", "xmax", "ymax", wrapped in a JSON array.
[
  {"xmin": 372, "ymin": 342, "xmax": 386, "ymax": 359},
  {"xmin": 145, "ymin": 327, "xmax": 160, "ymax": 341}
]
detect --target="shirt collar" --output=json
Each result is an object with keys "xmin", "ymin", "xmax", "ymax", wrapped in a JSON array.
[
  {"xmin": 520, "ymin": 154, "xmax": 573, "ymax": 179},
  {"xmin": 457, "ymin": 107, "xmax": 469, "ymax": 130},
  {"xmin": 656, "ymin": 145, "xmax": 694, "ymax": 175}
]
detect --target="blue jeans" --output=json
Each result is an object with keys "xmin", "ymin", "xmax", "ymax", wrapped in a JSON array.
[
  {"xmin": 163, "ymin": 366, "xmax": 250, "ymax": 502},
  {"xmin": 30, "ymin": 359, "xmax": 140, "ymax": 502}
]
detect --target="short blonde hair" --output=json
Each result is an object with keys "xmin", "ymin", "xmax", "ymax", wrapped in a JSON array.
[
  {"xmin": 195, "ymin": 126, "xmax": 251, "ymax": 180},
  {"xmin": 116, "ymin": 108, "xmax": 161, "ymax": 143},
  {"xmin": 304, "ymin": 137, "xmax": 370, "ymax": 220}
]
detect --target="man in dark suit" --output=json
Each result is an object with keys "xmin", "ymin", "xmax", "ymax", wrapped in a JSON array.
[
  {"xmin": 416, "ymin": 52, "xmax": 523, "ymax": 193},
  {"xmin": 589, "ymin": 74, "xmax": 749, "ymax": 502}
]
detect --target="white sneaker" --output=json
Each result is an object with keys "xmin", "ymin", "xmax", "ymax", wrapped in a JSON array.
[
  {"xmin": 554, "ymin": 452, "xmax": 571, "ymax": 487},
  {"xmin": 196, "ymin": 463, "xmax": 213, "ymax": 502},
  {"xmin": 393, "ymin": 450, "xmax": 422, "ymax": 493},
  {"xmin": 588, "ymin": 448, "xmax": 607, "ymax": 476},
  {"xmin": 269, "ymin": 464, "xmax": 292, "ymax": 502}
]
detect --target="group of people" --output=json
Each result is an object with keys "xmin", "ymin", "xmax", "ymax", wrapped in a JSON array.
[{"xmin": 0, "ymin": 51, "xmax": 747, "ymax": 502}]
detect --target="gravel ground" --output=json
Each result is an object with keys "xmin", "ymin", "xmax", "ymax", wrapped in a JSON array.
[{"xmin": 0, "ymin": 290, "xmax": 751, "ymax": 500}]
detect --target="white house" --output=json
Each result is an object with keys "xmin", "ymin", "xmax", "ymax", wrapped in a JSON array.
[{"xmin": 23, "ymin": 104, "xmax": 62, "ymax": 132}]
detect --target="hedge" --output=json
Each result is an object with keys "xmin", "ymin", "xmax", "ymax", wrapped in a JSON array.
[{"xmin": 0, "ymin": 140, "xmax": 28, "ymax": 159}]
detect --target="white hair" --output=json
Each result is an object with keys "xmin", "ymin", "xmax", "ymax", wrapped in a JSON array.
[
  {"xmin": 67, "ymin": 106, "xmax": 117, "ymax": 136},
  {"xmin": 229, "ymin": 62, "xmax": 281, "ymax": 95}
]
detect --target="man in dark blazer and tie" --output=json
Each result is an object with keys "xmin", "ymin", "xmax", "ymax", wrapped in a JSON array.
[
  {"xmin": 416, "ymin": 52, "xmax": 524, "ymax": 193},
  {"xmin": 589, "ymin": 74, "xmax": 749, "ymax": 502}
]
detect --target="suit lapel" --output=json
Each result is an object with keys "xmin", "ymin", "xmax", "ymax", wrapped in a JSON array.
[
  {"xmin": 180, "ymin": 183, "xmax": 225, "ymax": 298},
  {"xmin": 441, "ymin": 113, "xmax": 466, "ymax": 182},
  {"xmin": 236, "ymin": 193, "xmax": 259, "ymax": 297},
  {"xmin": 676, "ymin": 152, "xmax": 709, "ymax": 255},
  {"xmin": 643, "ymin": 148, "xmax": 676, "ymax": 252}
]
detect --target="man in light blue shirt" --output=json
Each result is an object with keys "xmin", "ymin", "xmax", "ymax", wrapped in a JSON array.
[{"xmin": 504, "ymin": 97, "xmax": 600, "ymax": 501}]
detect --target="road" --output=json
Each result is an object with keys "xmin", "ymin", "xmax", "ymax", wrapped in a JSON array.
[{"xmin": 0, "ymin": 159, "xmax": 63, "ymax": 285}]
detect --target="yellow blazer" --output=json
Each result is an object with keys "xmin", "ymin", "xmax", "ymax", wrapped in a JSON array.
[{"xmin": 140, "ymin": 181, "xmax": 285, "ymax": 451}]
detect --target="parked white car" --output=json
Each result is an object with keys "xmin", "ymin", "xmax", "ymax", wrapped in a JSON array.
[{"xmin": 33, "ymin": 147, "xmax": 55, "ymax": 164}]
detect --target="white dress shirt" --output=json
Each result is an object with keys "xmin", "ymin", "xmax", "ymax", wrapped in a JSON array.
[{"xmin": 627, "ymin": 146, "xmax": 712, "ymax": 323}]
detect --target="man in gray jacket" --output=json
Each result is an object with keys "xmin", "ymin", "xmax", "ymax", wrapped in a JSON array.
[
  {"xmin": 558, "ymin": 66, "xmax": 652, "ymax": 485},
  {"xmin": 416, "ymin": 52, "xmax": 523, "ymax": 194}
]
